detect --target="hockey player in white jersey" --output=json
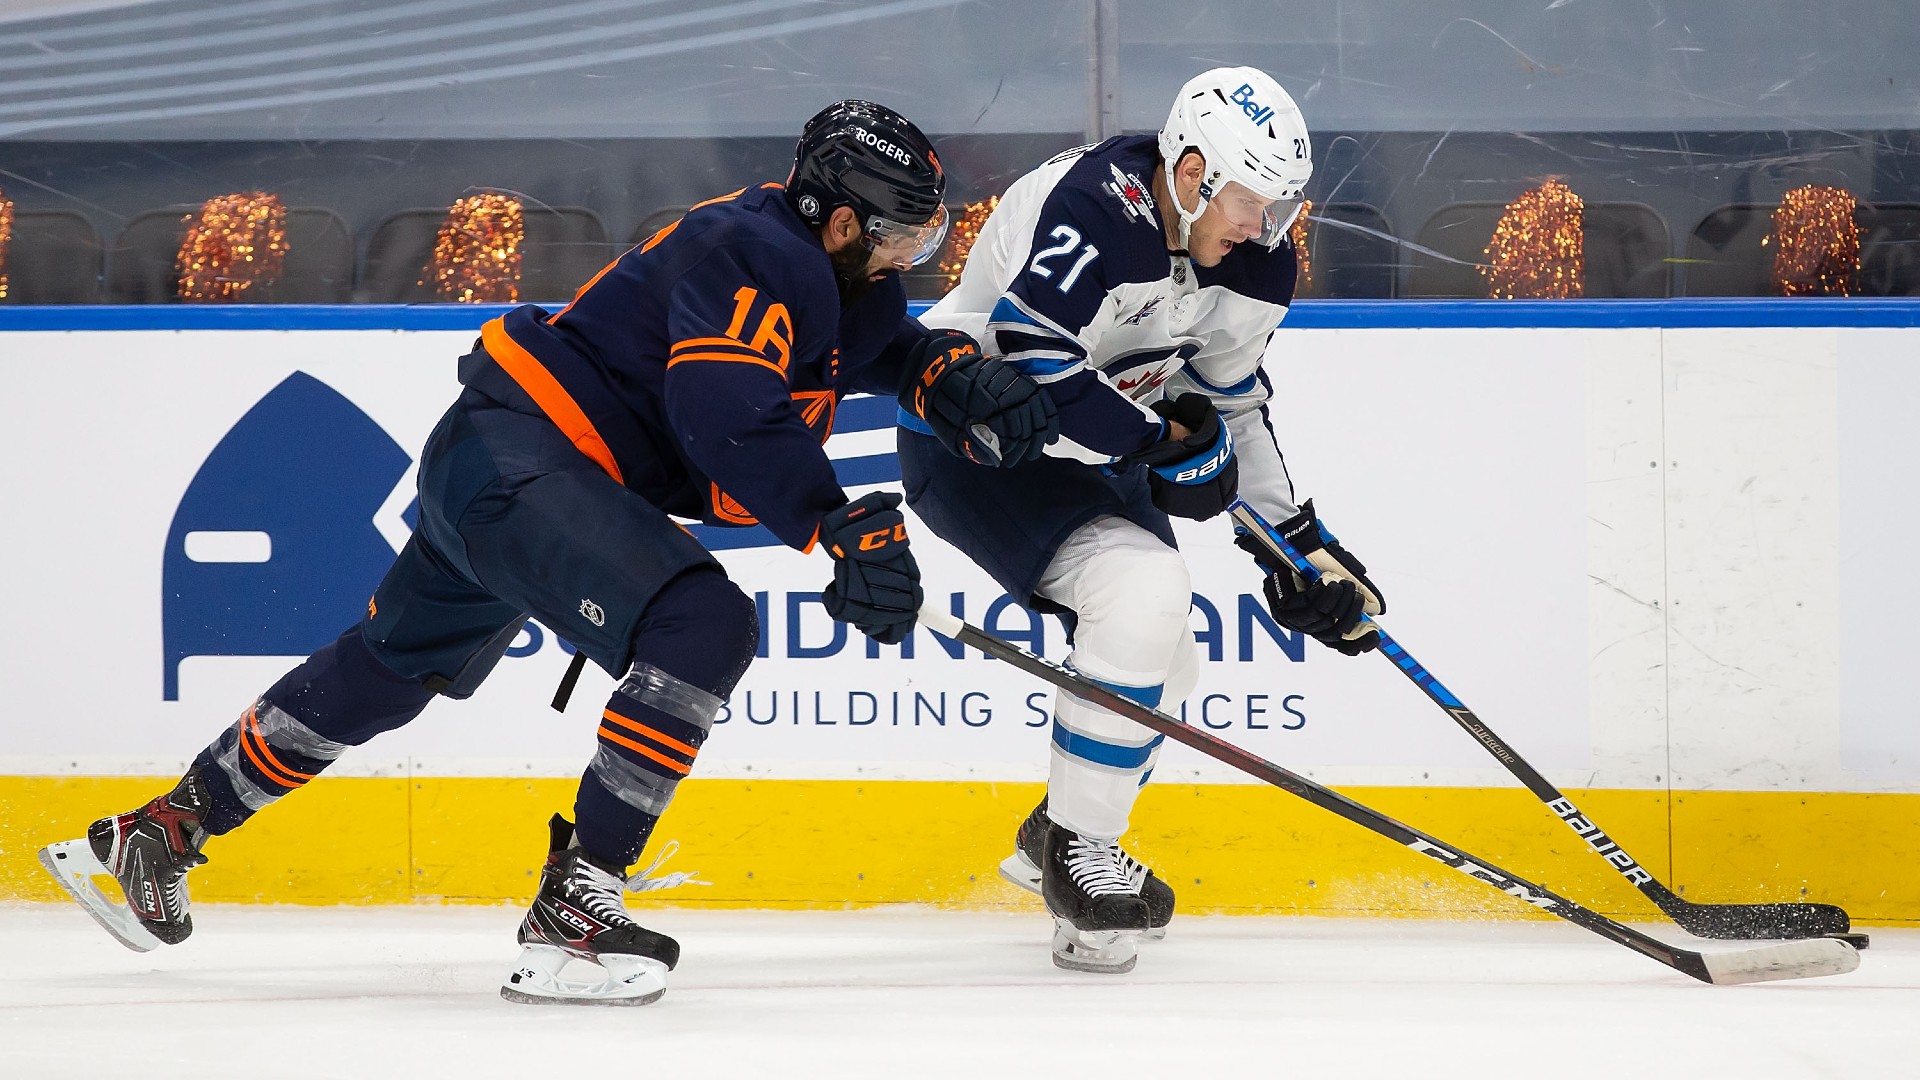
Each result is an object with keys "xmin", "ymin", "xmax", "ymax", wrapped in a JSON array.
[{"xmin": 899, "ymin": 66, "xmax": 1387, "ymax": 972}]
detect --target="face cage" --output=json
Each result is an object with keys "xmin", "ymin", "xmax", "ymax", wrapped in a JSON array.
[{"xmin": 863, "ymin": 202, "xmax": 950, "ymax": 267}]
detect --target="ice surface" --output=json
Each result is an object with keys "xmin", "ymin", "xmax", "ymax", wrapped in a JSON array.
[{"xmin": 1, "ymin": 904, "xmax": 1911, "ymax": 1079}]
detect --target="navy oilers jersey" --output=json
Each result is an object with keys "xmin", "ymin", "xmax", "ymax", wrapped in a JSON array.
[
  {"xmin": 923, "ymin": 135, "xmax": 1306, "ymax": 524},
  {"xmin": 463, "ymin": 182, "xmax": 925, "ymax": 551}
]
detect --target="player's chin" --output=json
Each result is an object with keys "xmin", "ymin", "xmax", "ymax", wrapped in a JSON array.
[{"xmin": 1193, "ymin": 240, "xmax": 1235, "ymax": 267}]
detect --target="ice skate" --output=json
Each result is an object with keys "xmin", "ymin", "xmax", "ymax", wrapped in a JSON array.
[
  {"xmin": 999, "ymin": 797, "xmax": 1174, "ymax": 941},
  {"xmin": 1041, "ymin": 821, "xmax": 1151, "ymax": 974},
  {"xmin": 501, "ymin": 814, "xmax": 681, "ymax": 1007},
  {"xmin": 37, "ymin": 768, "xmax": 213, "ymax": 952}
]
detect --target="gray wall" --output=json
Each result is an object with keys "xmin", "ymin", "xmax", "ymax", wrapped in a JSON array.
[{"xmin": 1, "ymin": 0, "xmax": 1915, "ymax": 140}]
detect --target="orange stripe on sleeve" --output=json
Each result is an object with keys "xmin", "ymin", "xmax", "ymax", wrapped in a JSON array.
[
  {"xmin": 597, "ymin": 725, "xmax": 694, "ymax": 776},
  {"xmin": 670, "ymin": 336, "xmax": 761, "ymax": 354},
  {"xmin": 601, "ymin": 708, "xmax": 701, "ymax": 757},
  {"xmin": 664, "ymin": 351, "xmax": 789, "ymax": 379},
  {"xmin": 480, "ymin": 318, "xmax": 626, "ymax": 484},
  {"xmin": 639, "ymin": 221, "xmax": 679, "ymax": 253},
  {"xmin": 690, "ymin": 186, "xmax": 749, "ymax": 211},
  {"xmin": 545, "ymin": 252, "xmax": 630, "ymax": 325}
]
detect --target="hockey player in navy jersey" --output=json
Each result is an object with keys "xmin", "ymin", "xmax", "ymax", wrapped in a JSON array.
[
  {"xmin": 902, "ymin": 67, "xmax": 1386, "ymax": 973},
  {"xmin": 37, "ymin": 100, "xmax": 1057, "ymax": 1007}
]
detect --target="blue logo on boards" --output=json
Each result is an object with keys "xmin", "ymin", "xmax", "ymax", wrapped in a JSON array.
[
  {"xmin": 161, "ymin": 376, "xmax": 904, "ymax": 696},
  {"xmin": 163, "ymin": 373, "xmax": 412, "ymax": 699}
]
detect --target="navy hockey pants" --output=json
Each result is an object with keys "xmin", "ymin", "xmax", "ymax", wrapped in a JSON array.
[{"xmin": 193, "ymin": 384, "xmax": 758, "ymax": 865}]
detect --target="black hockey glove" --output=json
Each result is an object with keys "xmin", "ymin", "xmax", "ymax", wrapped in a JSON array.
[
  {"xmin": 1233, "ymin": 499, "xmax": 1385, "ymax": 656},
  {"xmin": 820, "ymin": 491, "xmax": 922, "ymax": 645},
  {"xmin": 1128, "ymin": 393, "xmax": 1238, "ymax": 521},
  {"xmin": 903, "ymin": 329, "xmax": 1059, "ymax": 467}
]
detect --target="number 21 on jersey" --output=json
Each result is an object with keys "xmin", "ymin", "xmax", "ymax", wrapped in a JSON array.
[{"xmin": 1029, "ymin": 225, "xmax": 1099, "ymax": 293}]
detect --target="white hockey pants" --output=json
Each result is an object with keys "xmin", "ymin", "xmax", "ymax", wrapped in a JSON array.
[{"xmin": 1035, "ymin": 515, "xmax": 1199, "ymax": 841}]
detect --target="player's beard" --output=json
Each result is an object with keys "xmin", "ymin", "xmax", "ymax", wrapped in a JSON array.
[{"xmin": 832, "ymin": 244, "xmax": 881, "ymax": 306}]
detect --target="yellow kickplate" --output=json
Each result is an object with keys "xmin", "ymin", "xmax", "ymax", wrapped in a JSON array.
[{"xmin": 2, "ymin": 776, "xmax": 1911, "ymax": 924}]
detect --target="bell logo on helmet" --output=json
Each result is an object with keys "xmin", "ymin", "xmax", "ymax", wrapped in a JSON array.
[
  {"xmin": 798, "ymin": 194, "xmax": 819, "ymax": 217},
  {"xmin": 1229, "ymin": 83, "xmax": 1275, "ymax": 126}
]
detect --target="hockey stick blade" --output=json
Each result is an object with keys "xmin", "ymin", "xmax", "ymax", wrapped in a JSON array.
[
  {"xmin": 914, "ymin": 604, "xmax": 1858, "ymax": 986},
  {"xmin": 1696, "ymin": 937, "xmax": 1859, "ymax": 986},
  {"xmin": 1227, "ymin": 501, "xmax": 1852, "ymax": 942}
]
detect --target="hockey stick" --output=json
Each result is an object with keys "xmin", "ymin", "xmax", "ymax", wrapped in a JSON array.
[
  {"xmin": 1227, "ymin": 500, "xmax": 1855, "ymax": 943},
  {"xmin": 914, "ymin": 602, "xmax": 1855, "ymax": 984}
]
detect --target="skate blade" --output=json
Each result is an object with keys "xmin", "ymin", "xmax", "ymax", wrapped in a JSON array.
[
  {"xmin": 1051, "ymin": 921, "xmax": 1140, "ymax": 974},
  {"xmin": 997, "ymin": 852, "xmax": 1042, "ymax": 895},
  {"xmin": 499, "ymin": 944, "xmax": 668, "ymax": 1007},
  {"xmin": 37, "ymin": 840, "xmax": 163, "ymax": 954}
]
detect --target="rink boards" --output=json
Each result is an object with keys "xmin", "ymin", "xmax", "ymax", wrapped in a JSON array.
[{"xmin": 2, "ymin": 300, "xmax": 1917, "ymax": 922}]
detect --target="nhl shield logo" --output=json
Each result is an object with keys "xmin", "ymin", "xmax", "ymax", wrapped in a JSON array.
[{"xmin": 579, "ymin": 599, "xmax": 606, "ymax": 627}]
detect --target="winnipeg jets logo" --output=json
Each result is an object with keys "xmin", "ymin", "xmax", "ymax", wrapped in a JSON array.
[
  {"xmin": 1122, "ymin": 296, "xmax": 1164, "ymax": 326},
  {"xmin": 579, "ymin": 599, "xmax": 606, "ymax": 627},
  {"xmin": 1103, "ymin": 164, "xmax": 1155, "ymax": 222}
]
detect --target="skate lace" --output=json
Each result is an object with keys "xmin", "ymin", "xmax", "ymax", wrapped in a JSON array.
[
  {"xmin": 164, "ymin": 873, "xmax": 190, "ymax": 915},
  {"xmin": 566, "ymin": 857, "xmax": 635, "ymax": 925},
  {"xmin": 1116, "ymin": 848, "xmax": 1149, "ymax": 890},
  {"xmin": 1066, "ymin": 835, "xmax": 1138, "ymax": 898},
  {"xmin": 624, "ymin": 840, "xmax": 710, "ymax": 894}
]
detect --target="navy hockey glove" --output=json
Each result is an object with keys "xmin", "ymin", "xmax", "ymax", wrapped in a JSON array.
[
  {"xmin": 1233, "ymin": 499, "xmax": 1385, "ymax": 655},
  {"xmin": 1129, "ymin": 393, "xmax": 1238, "ymax": 520},
  {"xmin": 904, "ymin": 329, "xmax": 1059, "ymax": 467},
  {"xmin": 820, "ymin": 491, "xmax": 922, "ymax": 645}
]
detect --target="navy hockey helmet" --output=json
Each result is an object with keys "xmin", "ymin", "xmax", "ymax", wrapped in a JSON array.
[{"xmin": 787, "ymin": 99, "xmax": 949, "ymax": 266}]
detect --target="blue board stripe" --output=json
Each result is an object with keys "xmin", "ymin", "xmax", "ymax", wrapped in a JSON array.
[{"xmin": 7, "ymin": 298, "xmax": 1920, "ymax": 331}]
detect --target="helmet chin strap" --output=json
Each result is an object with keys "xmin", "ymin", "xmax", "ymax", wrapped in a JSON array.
[{"xmin": 1162, "ymin": 153, "xmax": 1207, "ymax": 252}]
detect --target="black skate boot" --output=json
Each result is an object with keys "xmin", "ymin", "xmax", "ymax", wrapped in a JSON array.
[
  {"xmin": 998, "ymin": 797, "xmax": 1175, "ymax": 941},
  {"xmin": 38, "ymin": 768, "xmax": 213, "ymax": 952},
  {"xmin": 501, "ymin": 814, "xmax": 681, "ymax": 1007},
  {"xmin": 1041, "ymin": 821, "xmax": 1151, "ymax": 974}
]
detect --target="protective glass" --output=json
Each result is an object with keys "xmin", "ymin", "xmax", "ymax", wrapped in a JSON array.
[
  {"xmin": 864, "ymin": 202, "xmax": 950, "ymax": 267},
  {"xmin": 1212, "ymin": 181, "xmax": 1305, "ymax": 249}
]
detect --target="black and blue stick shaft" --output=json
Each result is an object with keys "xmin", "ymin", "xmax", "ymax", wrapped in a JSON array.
[
  {"xmin": 913, "ymin": 602, "xmax": 1854, "ymax": 984},
  {"xmin": 1227, "ymin": 499, "xmax": 1854, "ymax": 943}
]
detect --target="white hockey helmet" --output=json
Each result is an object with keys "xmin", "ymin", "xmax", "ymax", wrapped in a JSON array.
[{"xmin": 1158, "ymin": 66, "xmax": 1312, "ymax": 250}]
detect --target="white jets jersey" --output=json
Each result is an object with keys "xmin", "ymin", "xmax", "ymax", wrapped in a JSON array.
[{"xmin": 923, "ymin": 134, "xmax": 1302, "ymax": 523}]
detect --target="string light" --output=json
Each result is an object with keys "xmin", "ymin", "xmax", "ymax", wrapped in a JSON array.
[
  {"xmin": 175, "ymin": 192, "xmax": 288, "ymax": 302},
  {"xmin": 0, "ymin": 188, "xmax": 12, "ymax": 301},
  {"xmin": 1290, "ymin": 199, "xmax": 1313, "ymax": 292},
  {"xmin": 938, "ymin": 195, "xmax": 998, "ymax": 293},
  {"xmin": 1480, "ymin": 180, "xmax": 1585, "ymax": 299},
  {"xmin": 422, "ymin": 194, "xmax": 524, "ymax": 303},
  {"xmin": 1763, "ymin": 185, "xmax": 1858, "ymax": 297}
]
